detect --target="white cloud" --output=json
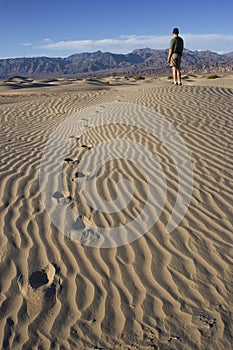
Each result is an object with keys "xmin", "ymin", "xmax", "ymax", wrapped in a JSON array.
[
  {"xmin": 36, "ymin": 34, "xmax": 233, "ymax": 54},
  {"xmin": 20, "ymin": 42, "xmax": 33, "ymax": 47},
  {"xmin": 42, "ymin": 38, "xmax": 53, "ymax": 43},
  {"xmin": 38, "ymin": 35, "xmax": 170, "ymax": 53},
  {"xmin": 183, "ymin": 34, "xmax": 233, "ymax": 53}
]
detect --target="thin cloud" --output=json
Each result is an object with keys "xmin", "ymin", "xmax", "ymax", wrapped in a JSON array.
[
  {"xmin": 183, "ymin": 34, "xmax": 233, "ymax": 53},
  {"xmin": 37, "ymin": 34, "xmax": 233, "ymax": 54},
  {"xmin": 20, "ymin": 42, "xmax": 33, "ymax": 47},
  {"xmin": 43, "ymin": 38, "xmax": 53, "ymax": 43},
  {"xmin": 38, "ymin": 35, "xmax": 171, "ymax": 53}
]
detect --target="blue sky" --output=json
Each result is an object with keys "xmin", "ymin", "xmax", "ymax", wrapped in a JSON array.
[{"xmin": 0, "ymin": 0, "xmax": 232, "ymax": 58}]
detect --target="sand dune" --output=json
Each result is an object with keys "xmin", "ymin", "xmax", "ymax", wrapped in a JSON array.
[{"xmin": 0, "ymin": 75, "xmax": 232, "ymax": 349}]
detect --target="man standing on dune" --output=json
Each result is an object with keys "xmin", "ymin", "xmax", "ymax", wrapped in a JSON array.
[{"xmin": 168, "ymin": 28, "xmax": 184, "ymax": 86}]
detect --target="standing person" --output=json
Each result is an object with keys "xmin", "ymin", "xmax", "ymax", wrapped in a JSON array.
[{"xmin": 168, "ymin": 28, "xmax": 184, "ymax": 86}]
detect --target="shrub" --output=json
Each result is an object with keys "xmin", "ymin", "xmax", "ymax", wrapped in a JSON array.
[
  {"xmin": 134, "ymin": 75, "xmax": 145, "ymax": 81},
  {"xmin": 207, "ymin": 74, "xmax": 220, "ymax": 79}
]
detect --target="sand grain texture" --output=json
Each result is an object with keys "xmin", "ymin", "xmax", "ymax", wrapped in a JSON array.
[{"xmin": 0, "ymin": 76, "xmax": 232, "ymax": 349}]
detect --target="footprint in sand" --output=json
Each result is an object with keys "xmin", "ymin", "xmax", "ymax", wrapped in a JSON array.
[
  {"xmin": 81, "ymin": 143, "xmax": 93, "ymax": 150},
  {"xmin": 52, "ymin": 191, "xmax": 64, "ymax": 200},
  {"xmin": 64, "ymin": 157, "xmax": 80, "ymax": 164},
  {"xmin": 29, "ymin": 271, "xmax": 48, "ymax": 289},
  {"xmin": 199, "ymin": 312, "xmax": 217, "ymax": 336},
  {"xmin": 29, "ymin": 264, "xmax": 56, "ymax": 290},
  {"xmin": 69, "ymin": 135, "xmax": 81, "ymax": 141},
  {"xmin": 71, "ymin": 171, "xmax": 86, "ymax": 182},
  {"xmin": 69, "ymin": 215, "xmax": 101, "ymax": 244},
  {"xmin": 18, "ymin": 263, "xmax": 62, "ymax": 317},
  {"xmin": 52, "ymin": 191, "xmax": 74, "ymax": 204}
]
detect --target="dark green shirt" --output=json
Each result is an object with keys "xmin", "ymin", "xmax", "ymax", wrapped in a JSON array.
[{"xmin": 170, "ymin": 36, "xmax": 184, "ymax": 56}]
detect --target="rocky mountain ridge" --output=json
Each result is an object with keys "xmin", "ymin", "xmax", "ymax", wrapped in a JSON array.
[{"xmin": 0, "ymin": 48, "xmax": 232, "ymax": 79}]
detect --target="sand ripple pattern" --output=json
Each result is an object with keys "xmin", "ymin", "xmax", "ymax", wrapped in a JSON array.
[
  {"xmin": 0, "ymin": 85, "xmax": 232, "ymax": 349},
  {"xmin": 40, "ymin": 102, "xmax": 193, "ymax": 247}
]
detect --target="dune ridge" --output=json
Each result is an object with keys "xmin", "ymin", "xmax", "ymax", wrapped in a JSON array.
[{"xmin": 0, "ymin": 76, "xmax": 232, "ymax": 349}]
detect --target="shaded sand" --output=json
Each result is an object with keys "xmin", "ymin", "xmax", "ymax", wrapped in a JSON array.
[{"xmin": 0, "ymin": 74, "xmax": 232, "ymax": 349}]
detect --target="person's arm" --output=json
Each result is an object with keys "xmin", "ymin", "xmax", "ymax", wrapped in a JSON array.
[
  {"xmin": 167, "ymin": 48, "xmax": 173, "ymax": 64},
  {"xmin": 168, "ymin": 38, "xmax": 174, "ymax": 64}
]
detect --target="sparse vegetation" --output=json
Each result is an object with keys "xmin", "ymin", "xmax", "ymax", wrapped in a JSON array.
[
  {"xmin": 207, "ymin": 74, "xmax": 220, "ymax": 79},
  {"xmin": 134, "ymin": 75, "xmax": 145, "ymax": 81},
  {"xmin": 181, "ymin": 75, "xmax": 189, "ymax": 80}
]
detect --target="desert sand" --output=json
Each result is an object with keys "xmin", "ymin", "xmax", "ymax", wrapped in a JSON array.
[{"xmin": 0, "ymin": 73, "xmax": 232, "ymax": 349}]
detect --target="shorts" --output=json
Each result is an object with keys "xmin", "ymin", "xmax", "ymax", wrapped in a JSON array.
[{"xmin": 170, "ymin": 53, "xmax": 181, "ymax": 68}]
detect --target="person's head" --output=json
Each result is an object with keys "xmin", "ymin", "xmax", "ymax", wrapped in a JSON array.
[{"xmin": 173, "ymin": 28, "xmax": 179, "ymax": 36}]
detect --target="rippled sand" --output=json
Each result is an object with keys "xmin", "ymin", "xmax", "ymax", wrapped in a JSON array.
[{"xmin": 0, "ymin": 74, "xmax": 232, "ymax": 349}]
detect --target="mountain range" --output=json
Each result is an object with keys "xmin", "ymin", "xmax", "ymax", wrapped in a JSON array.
[{"xmin": 0, "ymin": 48, "xmax": 233, "ymax": 79}]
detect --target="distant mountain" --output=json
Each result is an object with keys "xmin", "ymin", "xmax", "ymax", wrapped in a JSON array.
[{"xmin": 0, "ymin": 48, "xmax": 232, "ymax": 79}]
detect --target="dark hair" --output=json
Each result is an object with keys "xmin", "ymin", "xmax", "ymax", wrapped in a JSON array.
[{"xmin": 173, "ymin": 28, "xmax": 179, "ymax": 35}]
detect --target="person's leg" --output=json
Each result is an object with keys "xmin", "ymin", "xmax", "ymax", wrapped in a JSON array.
[
  {"xmin": 172, "ymin": 67, "xmax": 177, "ymax": 84},
  {"xmin": 177, "ymin": 68, "xmax": 182, "ymax": 85}
]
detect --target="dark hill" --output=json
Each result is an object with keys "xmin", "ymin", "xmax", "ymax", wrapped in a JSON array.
[{"xmin": 0, "ymin": 48, "xmax": 232, "ymax": 79}]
